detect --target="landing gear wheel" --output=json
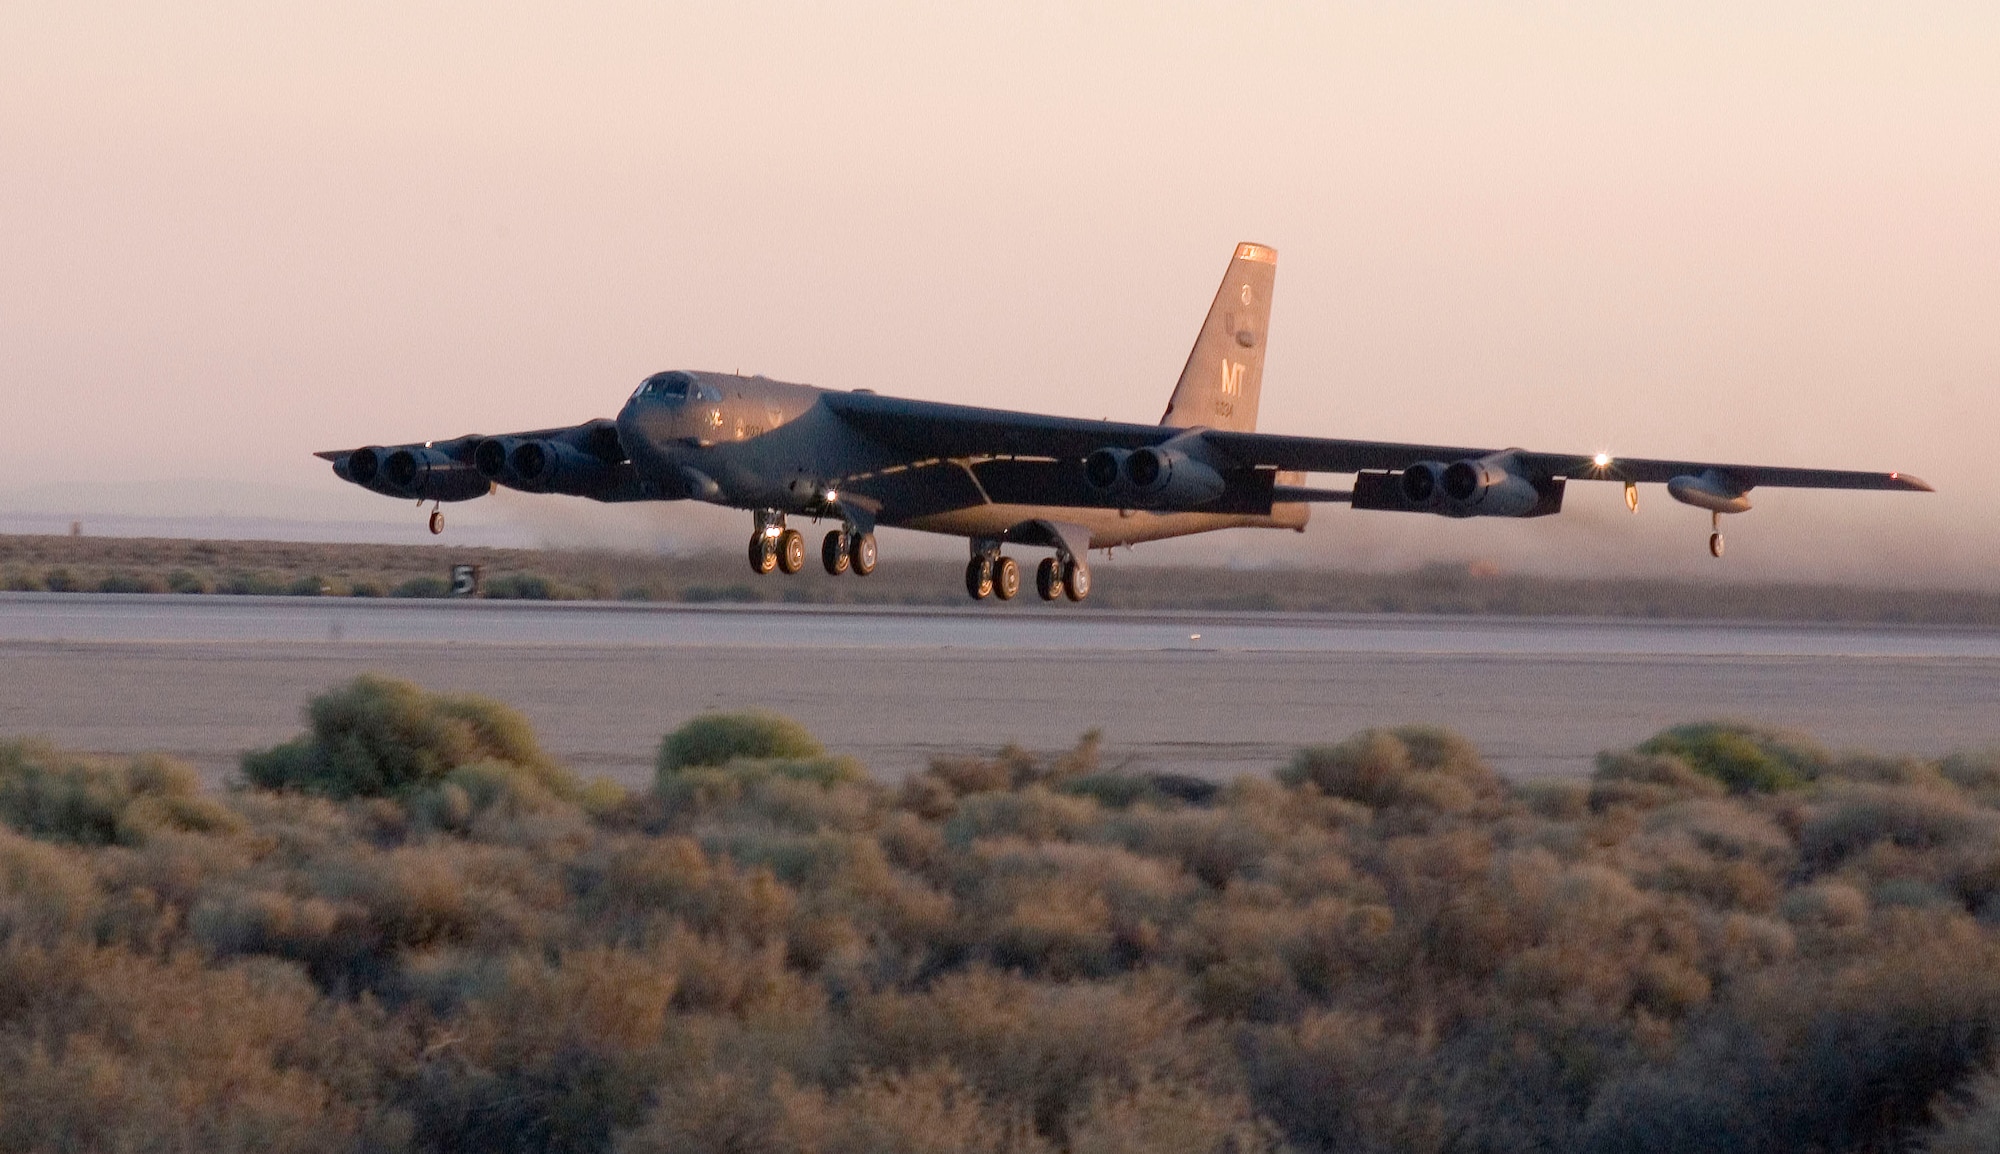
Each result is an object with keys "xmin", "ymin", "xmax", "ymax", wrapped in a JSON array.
[
  {"xmin": 849, "ymin": 532, "xmax": 877, "ymax": 575},
  {"xmin": 1709, "ymin": 532, "xmax": 1725, "ymax": 558},
  {"xmin": 427, "ymin": 509, "xmax": 444, "ymax": 535},
  {"xmin": 822, "ymin": 530, "xmax": 850, "ymax": 575},
  {"xmin": 965, "ymin": 557, "xmax": 995, "ymax": 601},
  {"xmin": 777, "ymin": 529, "xmax": 806, "ymax": 574},
  {"xmin": 1062, "ymin": 558, "xmax": 1091, "ymax": 602},
  {"xmin": 1035, "ymin": 557, "xmax": 1063, "ymax": 601},
  {"xmin": 992, "ymin": 556, "xmax": 1020, "ymax": 601},
  {"xmin": 749, "ymin": 533, "xmax": 779, "ymax": 575}
]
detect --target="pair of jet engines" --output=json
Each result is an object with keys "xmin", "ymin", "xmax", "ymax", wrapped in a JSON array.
[
  {"xmin": 1384, "ymin": 453, "xmax": 1564, "ymax": 518},
  {"xmin": 1080, "ymin": 439, "xmax": 1566, "ymax": 519},
  {"xmin": 335, "ymin": 422, "xmax": 639, "ymax": 503},
  {"xmin": 468, "ymin": 428, "xmax": 629, "ymax": 497},
  {"xmin": 338, "ymin": 444, "xmax": 489, "ymax": 503},
  {"xmin": 1082, "ymin": 438, "xmax": 1230, "ymax": 508}
]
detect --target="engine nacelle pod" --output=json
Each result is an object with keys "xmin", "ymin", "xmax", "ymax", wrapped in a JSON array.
[
  {"xmin": 1124, "ymin": 446, "xmax": 1226, "ymax": 507},
  {"xmin": 377, "ymin": 447, "xmax": 490, "ymax": 502},
  {"xmin": 1440, "ymin": 453, "xmax": 1545, "ymax": 518},
  {"xmin": 1085, "ymin": 438, "xmax": 1234, "ymax": 508},
  {"xmin": 1667, "ymin": 470, "xmax": 1752, "ymax": 514},
  {"xmin": 501, "ymin": 439, "xmax": 630, "ymax": 498}
]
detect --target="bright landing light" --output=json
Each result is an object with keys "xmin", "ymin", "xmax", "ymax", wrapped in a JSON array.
[{"xmin": 1593, "ymin": 452, "xmax": 1612, "ymax": 468}]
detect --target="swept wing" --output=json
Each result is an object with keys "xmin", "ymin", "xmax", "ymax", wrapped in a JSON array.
[{"xmin": 822, "ymin": 390, "xmax": 1929, "ymax": 494}]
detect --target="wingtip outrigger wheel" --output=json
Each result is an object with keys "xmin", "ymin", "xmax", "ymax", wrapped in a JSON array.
[
  {"xmin": 1625, "ymin": 481, "xmax": 1638, "ymax": 513},
  {"xmin": 1708, "ymin": 510, "xmax": 1724, "ymax": 558}
]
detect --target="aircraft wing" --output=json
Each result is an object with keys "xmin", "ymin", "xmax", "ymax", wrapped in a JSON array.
[
  {"xmin": 1201, "ymin": 432, "xmax": 1932, "ymax": 493},
  {"xmin": 824, "ymin": 390, "xmax": 1930, "ymax": 494}
]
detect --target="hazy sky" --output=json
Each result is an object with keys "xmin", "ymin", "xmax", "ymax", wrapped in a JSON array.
[{"xmin": 3, "ymin": 3, "xmax": 1996, "ymax": 582}]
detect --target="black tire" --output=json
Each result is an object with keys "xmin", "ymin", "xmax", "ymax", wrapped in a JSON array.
[
  {"xmin": 993, "ymin": 556, "xmax": 1020, "ymax": 601},
  {"xmin": 1035, "ymin": 557, "xmax": 1062, "ymax": 601},
  {"xmin": 822, "ymin": 530, "xmax": 850, "ymax": 575},
  {"xmin": 849, "ymin": 532, "xmax": 877, "ymax": 575},
  {"xmin": 1063, "ymin": 558, "xmax": 1091, "ymax": 602},
  {"xmin": 1709, "ymin": 532, "xmax": 1725, "ymax": 559},
  {"xmin": 965, "ymin": 557, "xmax": 994, "ymax": 600},
  {"xmin": 749, "ymin": 533, "xmax": 779, "ymax": 575},
  {"xmin": 427, "ymin": 509, "xmax": 444, "ymax": 535},
  {"xmin": 778, "ymin": 529, "xmax": 806, "ymax": 574}
]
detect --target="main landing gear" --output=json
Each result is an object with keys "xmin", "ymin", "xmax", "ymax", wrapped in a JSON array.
[
  {"xmin": 747, "ymin": 512, "xmax": 875, "ymax": 579},
  {"xmin": 967, "ymin": 541, "xmax": 1088, "ymax": 605},
  {"xmin": 820, "ymin": 528, "xmax": 876, "ymax": 575},
  {"xmin": 425, "ymin": 502, "xmax": 444, "ymax": 535},
  {"xmin": 743, "ymin": 514, "xmax": 1084, "ymax": 603},
  {"xmin": 964, "ymin": 553, "xmax": 1020, "ymax": 601},
  {"xmin": 1709, "ymin": 511, "xmax": 1725, "ymax": 559}
]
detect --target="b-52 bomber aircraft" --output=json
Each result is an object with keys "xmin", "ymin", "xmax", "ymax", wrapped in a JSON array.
[{"xmin": 321, "ymin": 242, "xmax": 1930, "ymax": 604}]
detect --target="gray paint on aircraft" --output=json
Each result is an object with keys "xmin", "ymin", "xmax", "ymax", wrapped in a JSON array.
[{"xmin": 317, "ymin": 243, "xmax": 1930, "ymax": 595}]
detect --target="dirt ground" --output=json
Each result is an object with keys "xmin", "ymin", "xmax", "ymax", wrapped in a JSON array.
[{"xmin": 5, "ymin": 532, "xmax": 2000, "ymax": 621}]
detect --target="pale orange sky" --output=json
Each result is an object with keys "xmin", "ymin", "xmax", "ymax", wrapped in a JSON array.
[{"xmin": 2, "ymin": 3, "xmax": 1995, "ymax": 582}]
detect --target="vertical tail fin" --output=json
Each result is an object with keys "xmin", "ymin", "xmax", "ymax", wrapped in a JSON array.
[{"xmin": 1160, "ymin": 242, "xmax": 1277, "ymax": 432}]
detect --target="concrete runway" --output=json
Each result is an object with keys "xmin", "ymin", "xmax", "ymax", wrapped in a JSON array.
[{"xmin": 2, "ymin": 593, "xmax": 1996, "ymax": 786}]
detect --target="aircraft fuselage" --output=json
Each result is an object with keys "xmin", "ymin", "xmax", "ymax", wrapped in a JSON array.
[{"xmin": 614, "ymin": 369, "xmax": 1308, "ymax": 551}]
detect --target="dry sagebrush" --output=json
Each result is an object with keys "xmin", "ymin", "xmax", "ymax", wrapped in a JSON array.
[{"xmin": 1, "ymin": 683, "xmax": 1999, "ymax": 1152}]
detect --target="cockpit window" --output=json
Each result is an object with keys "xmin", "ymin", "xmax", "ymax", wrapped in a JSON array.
[{"xmin": 637, "ymin": 370, "xmax": 698, "ymax": 401}]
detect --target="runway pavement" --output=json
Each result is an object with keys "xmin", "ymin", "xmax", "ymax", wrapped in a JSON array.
[{"xmin": 2, "ymin": 593, "xmax": 1996, "ymax": 786}]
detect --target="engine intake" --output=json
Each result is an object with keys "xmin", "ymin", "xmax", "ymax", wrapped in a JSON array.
[
  {"xmin": 511, "ymin": 441, "xmax": 554, "ymax": 485},
  {"xmin": 1400, "ymin": 462, "xmax": 1446, "ymax": 509},
  {"xmin": 383, "ymin": 449, "xmax": 423, "ymax": 489},
  {"xmin": 1127, "ymin": 447, "xmax": 1167, "ymax": 489},
  {"xmin": 344, "ymin": 446, "xmax": 383, "ymax": 486},
  {"xmin": 473, "ymin": 437, "xmax": 513, "ymax": 480}
]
